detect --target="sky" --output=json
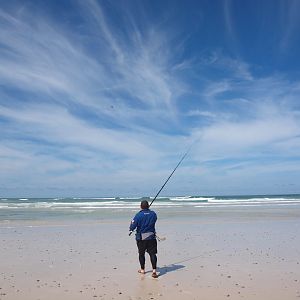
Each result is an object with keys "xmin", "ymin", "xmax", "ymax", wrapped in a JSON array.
[{"xmin": 1, "ymin": 0, "xmax": 300, "ymax": 197}]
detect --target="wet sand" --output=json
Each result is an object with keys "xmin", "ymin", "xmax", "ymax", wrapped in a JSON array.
[{"xmin": 1, "ymin": 206, "xmax": 300, "ymax": 299}]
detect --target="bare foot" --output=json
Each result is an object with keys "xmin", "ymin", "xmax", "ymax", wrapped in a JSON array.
[
  {"xmin": 138, "ymin": 269, "xmax": 145, "ymax": 274},
  {"xmin": 152, "ymin": 272, "xmax": 158, "ymax": 278}
]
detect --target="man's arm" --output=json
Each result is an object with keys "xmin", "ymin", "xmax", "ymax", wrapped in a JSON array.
[
  {"xmin": 154, "ymin": 211, "xmax": 157, "ymax": 222},
  {"xmin": 129, "ymin": 214, "xmax": 138, "ymax": 233}
]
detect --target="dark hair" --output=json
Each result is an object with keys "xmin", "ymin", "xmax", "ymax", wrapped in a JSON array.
[{"xmin": 140, "ymin": 200, "xmax": 149, "ymax": 209}]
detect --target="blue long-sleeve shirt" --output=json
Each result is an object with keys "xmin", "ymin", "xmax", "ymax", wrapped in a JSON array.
[{"xmin": 129, "ymin": 209, "xmax": 157, "ymax": 240}]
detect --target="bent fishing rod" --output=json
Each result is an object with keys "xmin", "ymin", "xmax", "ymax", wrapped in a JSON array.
[
  {"xmin": 128, "ymin": 150, "xmax": 189, "ymax": 237},
  {"xmin": 148, "ymin": 151, "xmax": 186, "ymax": 242},
  {"xmin": 149, "ymin": 150, "xmax": 189, "ymax": 207}
]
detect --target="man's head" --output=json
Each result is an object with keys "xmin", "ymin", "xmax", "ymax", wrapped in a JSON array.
[{"xmin": 140, "ymin": 200, "xmax": 149, "ymax": 210}]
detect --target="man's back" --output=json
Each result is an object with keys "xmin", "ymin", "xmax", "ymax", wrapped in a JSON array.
[{"xmin": 130, "ymin": 208, "xmax": 157, "ymax": 240}]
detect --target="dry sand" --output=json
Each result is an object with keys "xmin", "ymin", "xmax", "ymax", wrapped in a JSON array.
[{"xmin": 1, "ymin": 207, "xmax": 300, "ymax": 299}]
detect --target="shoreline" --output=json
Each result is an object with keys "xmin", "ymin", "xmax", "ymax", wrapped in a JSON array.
[{"xmin": 1, "ymin": 202, "xmax": 300, "ymax": 226}]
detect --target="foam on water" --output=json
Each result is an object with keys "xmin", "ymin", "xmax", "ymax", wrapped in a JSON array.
[
  {"xmin": 169, "ymin": 196, "xmax": 214, "ymax": 201},
  {"xmin": 1, "ymin": 194, "xmax": 300, "ymax": 221}
]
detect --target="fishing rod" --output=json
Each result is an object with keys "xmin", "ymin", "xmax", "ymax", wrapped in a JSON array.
[
  {"xmin": 129, "ymin": 145, "xmax": 192, "ymax": 239},
  {"xmin": 128, "ymin": 149, "xmax": 190, "ymax": 237},
  {"xmin": 149, "ymin": 150, "xmax": 189, "ymax": 207}
]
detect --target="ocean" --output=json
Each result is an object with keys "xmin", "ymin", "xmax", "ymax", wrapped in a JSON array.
[{"xmin": 1, "ymin": 194, "xmax": 300, "ymax": 222}]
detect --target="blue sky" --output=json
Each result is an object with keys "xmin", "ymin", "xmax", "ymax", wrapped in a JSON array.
[{"xmin": 1, "ymin": 0, "xmax": 300, "ymax": 197}]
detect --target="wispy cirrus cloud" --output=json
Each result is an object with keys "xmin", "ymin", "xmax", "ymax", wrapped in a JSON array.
[
  {"xmin": 0, "ymin": 1, "xmax": 184, "ymax": 127},
  {"xmin": 1, "ymin": 1, "xmax": 300, "ymax": 196},
  {"xmin": 0, "ymin": 1, "xmax": 190, "ymax": 196}
]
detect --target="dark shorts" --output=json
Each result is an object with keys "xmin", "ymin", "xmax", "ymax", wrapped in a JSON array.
[{"xmin": 137, "ymin": 239, "xmax": 157, "ymax": 255}]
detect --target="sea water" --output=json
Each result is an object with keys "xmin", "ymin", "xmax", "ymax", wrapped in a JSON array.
[{"xmin": 1, "ymin": 194, "xmax": 300, "ymax": 222}]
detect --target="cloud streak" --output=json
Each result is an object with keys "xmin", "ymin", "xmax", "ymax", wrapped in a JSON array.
[{"xmin": 1, "ymin": 1, "xmax": 300, "ymax": 196}]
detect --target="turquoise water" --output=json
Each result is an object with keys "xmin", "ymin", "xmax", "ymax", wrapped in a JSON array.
[{"xmin": 1, "ymin": 194, "xmax": 300, "ymax": 222}]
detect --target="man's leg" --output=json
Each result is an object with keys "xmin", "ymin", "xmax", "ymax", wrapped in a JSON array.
[
  {"xmin": 149, "ymin": 253, "xmax": 157, "ymax": 270},
  {"xmin": 139, "ymin": 252, "xmax": 146, "ymax": 270},
  {"xmin": 137, "ymin": 240, "xmax": 146, "ymax": 273},
  {"xmin": 147, "ymin": 239, "xmax": 158, "ymax": 278}
]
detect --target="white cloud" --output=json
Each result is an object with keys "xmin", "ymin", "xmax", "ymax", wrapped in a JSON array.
[
  {"xmin": 1, "ymin": 2, "xmax": 300, "ymax": 196},
  {"xmin": 0, "ymin": 0, "xmax": 189, "ymax": 195},
  {"xmin": 0, "ymin": 2, "xmax": 185, "ymax": 130},
  {"xmin": 200, "ymin": 117, "xmax": 299, "ymax": 155},
  {"xmin": 0, "ymin": 104, "xmax": 160, "ymax": 158},
  {"xmin": 186, "ymin": 110, "xmax": 216, "ymax": 118}
]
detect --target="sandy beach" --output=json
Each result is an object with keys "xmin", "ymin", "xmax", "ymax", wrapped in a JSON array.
[{"xmin": 1, "ymin": 205, "xmax": 300, "ymax": 300}]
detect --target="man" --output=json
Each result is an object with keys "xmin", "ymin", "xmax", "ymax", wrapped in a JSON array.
[{"xmin": 129, "ymin": 200, "xmax": 158, "ymax": 278}]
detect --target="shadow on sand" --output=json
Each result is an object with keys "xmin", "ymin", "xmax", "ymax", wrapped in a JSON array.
[
  {"xmin": 158, "ymin": 254, "xmax": 204, "ymax": 277},
  {"xmin": 158, "ymin": 264, "xmax": 185, "ymax": 277}
]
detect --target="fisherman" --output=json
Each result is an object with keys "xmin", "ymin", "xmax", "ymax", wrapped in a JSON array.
[{"xmin": 129, "ymin": 200, "xmax": 158, "ymax": 278}]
